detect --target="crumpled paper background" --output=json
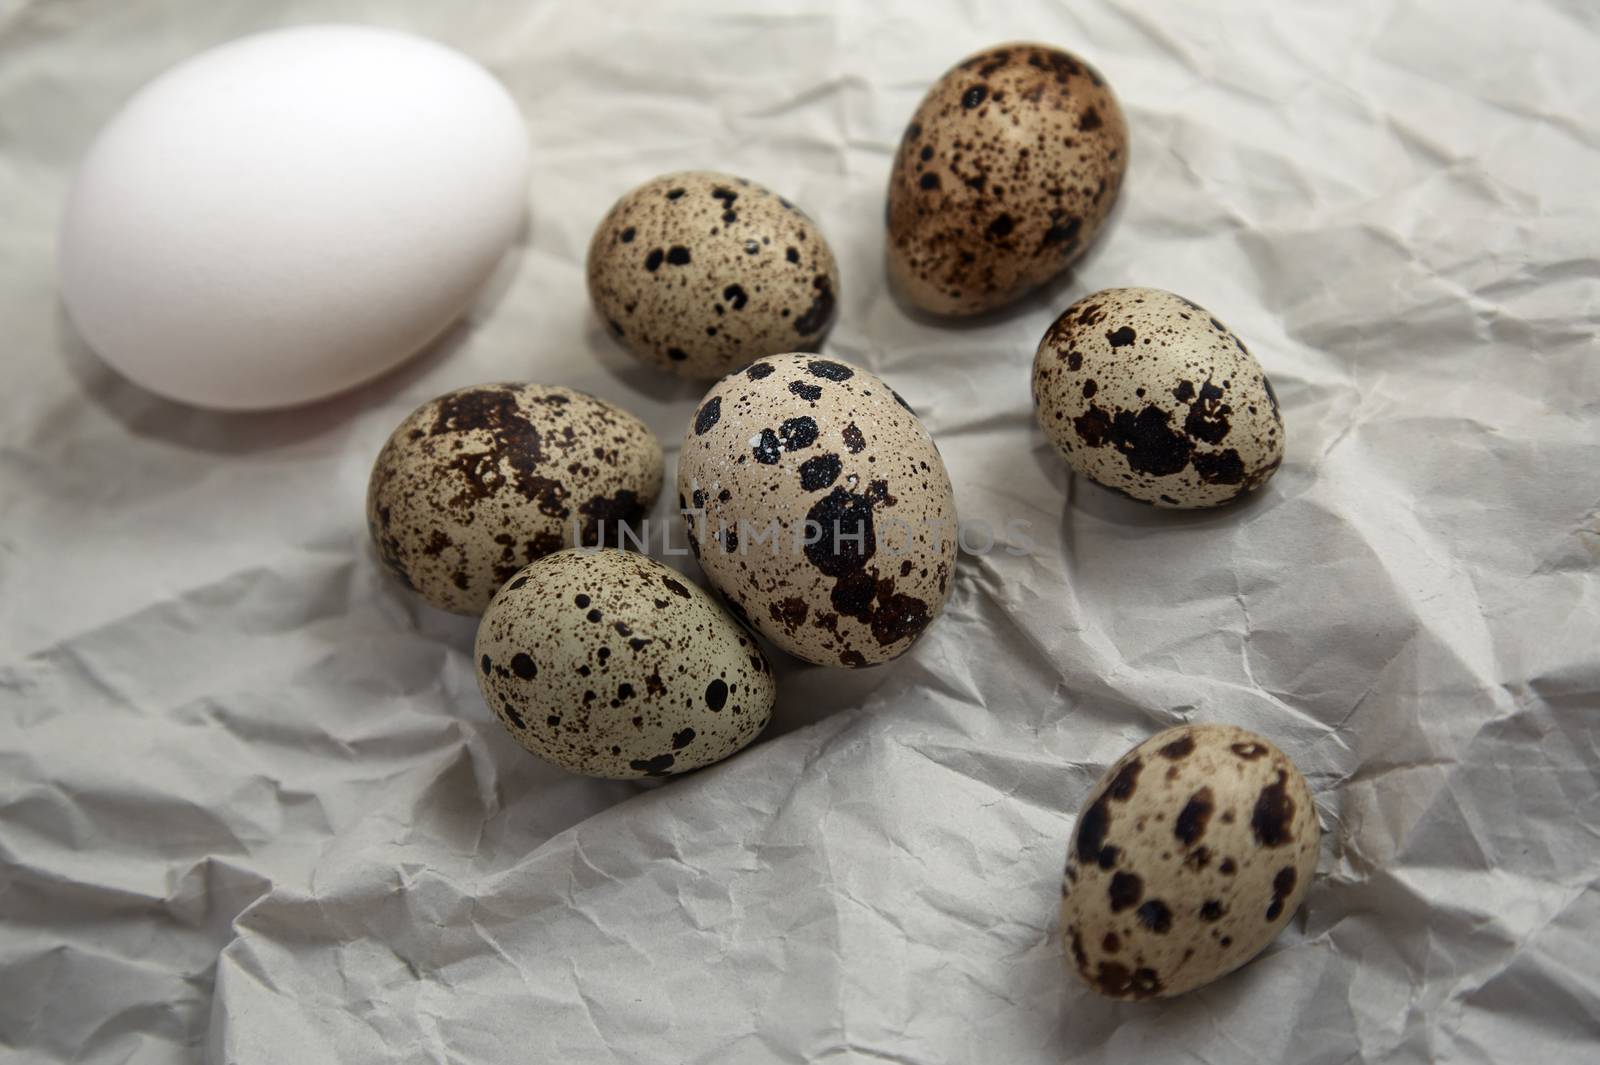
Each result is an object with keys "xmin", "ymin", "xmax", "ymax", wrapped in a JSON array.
[{"xmin": 2, "ymin": 0, "xmax": 1598, "ymax": 1062}]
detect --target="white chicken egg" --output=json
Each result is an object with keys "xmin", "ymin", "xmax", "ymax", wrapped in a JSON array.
[{"xmin": 59, "ymin": 25, "xmax": 530, "ymax": 410}]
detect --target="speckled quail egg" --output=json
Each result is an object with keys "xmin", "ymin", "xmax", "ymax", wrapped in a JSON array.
[
  {"xmin": 1032, "ymin": 287, "xmax": 1285, "ymax": 508},
  {"xmin": 677, "ymin": 354, "xmax": 956, "ymax": 668},
  {"xmin": 475, "ymin": 549, "xmax": 775, "ymax": 778},
  {"xmin": 587, "ymin": 171, "xmax": 841, "ymax": 379},
  {"xmin": 1060, "ymin": 724, "xmax": 1320, "ymax": 1000},
  {"xmin": 887, "ymin": 42, "xmax": 1127, "ymax": 316},
  {"xmin": 367, "ymin": 384, "xmax": 663, "ymax": 615}
]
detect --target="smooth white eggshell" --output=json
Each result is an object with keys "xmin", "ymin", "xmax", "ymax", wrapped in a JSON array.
[{"xmin": 60, "ymin": 25, "xmax": 530, "ymax": 410}]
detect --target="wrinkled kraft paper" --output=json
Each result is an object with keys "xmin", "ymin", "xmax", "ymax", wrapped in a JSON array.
[{"xmin": 2, "ymin": 1, "xmax": 1598, "ymax": 1063}]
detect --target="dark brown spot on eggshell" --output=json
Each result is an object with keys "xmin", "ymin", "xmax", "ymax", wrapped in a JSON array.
[
  {"xmin": 1107, "ymin": 757, "xmax": 1143, "ymax": 800},
  {"xmin": 1108, "ymin": 872, "xmax": 1142, "ymax": 912},
  {"xmin": 1183, "ymin": 379, "xmax": 1231, "ymax": 444},
  {"xmin": 705, "ymin": 678, "xmax": 729, "ymax": 711},
  {"xmin": 1136, "ymin": 899, "xmax": 1173, "ymax": 933},
  {"xmin": 808, "ymin": 359, "xmax": 854, "ymax": 381},
  {"xmin": 1266, "ymin": 866, "xmax": 1298, "ymax": 920},
  {"xmin": 694, "ymin": 397, "xmax": 721, "ymax": 435},
  {"xmin": 752, "ymin": 428, "xmax": 782, "ymax": 465},
  {"xmin": 779, "ymin": 416, "xmax": 819, "ymax": 451},
  {"xmin": 630, "ymin": 753, "xmax": 675, "ymax": 774},
  {"xmin": 1075, "ymin": 796, "xmax": 1114, "ymax": 867},
  {"xmin": 1251, "ymin": 770, "xmax": 1296, "ymax": 847},
  {"xmin": 770, "ymin": 597, "xmax": 809, "ymax": 632},
  {"xmin": 792, "ymin": 276, "xmax": 837, "ymax": 337},
  {"xmin": 1160, "ymin": 734, "xmax": 1194, "ymax": 759},
  {"xmin": 1174, "ymin": 787, "xmax": 1214, "ymax": 846},
  {"xmin": 799, "ymin": 454, "xmax": 843, "ymax": 491}
]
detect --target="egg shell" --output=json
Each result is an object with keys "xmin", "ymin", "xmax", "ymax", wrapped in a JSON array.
[
  {"xmin": 60, "ymin": 25, "xmax": 529, "ymax": 410},
  {"xmin": 587, "ymin": 171, "xmax": 841, "ymax": 379},
  {"xmin": 475, "ymin": 549, "xmax": 775, "ymax": 779},
  {"xmin": 1060, "ymin": 724, "xmax": 1320, "ymax": 1000},
  {"xmin": 1032, "ymin": 287, "xmax": 1286, "ymax": 508},
  {"xmin": 886, "ymin": 42, "xmax": 1127, "ymax": 316},
  {"xmin": 367, "ymin": 384, "xmax": 663, "ymax": 615},
  {"xmin": 677, "ymin": 354, "xmax": 957, "ymax": 668}
]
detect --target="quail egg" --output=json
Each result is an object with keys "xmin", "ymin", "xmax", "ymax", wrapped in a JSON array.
[
  {"xmin": 367, "ymin": 384, "xmax": 663, "ymax": 614},
  {"xmin": 887, "ymin": 43, "xmax": 1127, "ymax": 316},
  {"xmin": 476, "ymin": 549, "xmax": 775, "ymax": 779},
  {"xmin": 677, "ymin": 354, "xmax": 956, "ymax": 667},
  {"xmin": 1060, "ymin": 724, "xmax": 1320, "ymax": 999},
  {"xmin": 1032, "ymin": 287, "xmax": 1285, "ymax": 507},
  {"xmin": 588, "ymin": 171, "xmax": 841, "ymax": 379}
]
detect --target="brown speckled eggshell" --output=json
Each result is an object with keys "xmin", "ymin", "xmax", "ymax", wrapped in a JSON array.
[
  {"xmin": 587, "ymin": 171, "xmax": 841, "ymax": 379},
  {"xmin": 886, "ymin": 42, "xmax": 1127, "ymax": 316},
  {"xmin": 475, "ymin": 549, "xmax": 775, "ymax": 779},
  {"xmin": 677, "ymin": 354, "xmax": 957, "ymax": 668},
  {"xmin": 1060, "ymin": 724, "xmax": 1320, "ymax": 1000},
  {"xmin": 366, "ymin": 384, "xmax": 663, "ymax": 615},
  {"xmin": 1032, "ymin": 288, "xmax": 1285, "ymax": 508}
]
